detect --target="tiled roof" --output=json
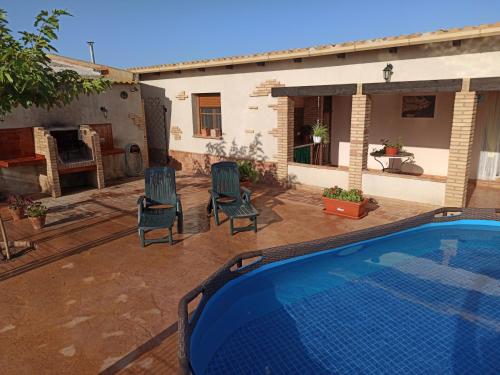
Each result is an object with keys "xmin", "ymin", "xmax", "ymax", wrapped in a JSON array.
[
  {"xmin": 48, "ymin": 54, "xmax": 138, "ymax": 83},
  {"xmin": 128, "ymin": 22, "xmax": 500, "ymax": 74}
]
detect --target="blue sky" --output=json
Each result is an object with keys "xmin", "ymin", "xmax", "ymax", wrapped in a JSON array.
[{"xmin": 2, "ymin": 0, "xmax": 500, "ymax": 69}]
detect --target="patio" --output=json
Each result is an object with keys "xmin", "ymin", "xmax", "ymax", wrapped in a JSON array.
[{"xmin": 0, "ymin": 175, "xmax": 497, "ymax": 374}]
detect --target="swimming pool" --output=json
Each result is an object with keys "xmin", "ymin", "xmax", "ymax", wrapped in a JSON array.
[{"xmin": 179, "ymin": 208, "xmax": 500, "ymax": 375}]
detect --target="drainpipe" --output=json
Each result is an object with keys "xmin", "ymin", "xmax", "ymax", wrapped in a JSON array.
[{"xmin": 87, "ymin": 41, "xmax": 96, "ymax": 64}]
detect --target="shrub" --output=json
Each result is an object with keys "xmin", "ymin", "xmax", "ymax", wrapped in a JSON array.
[
  {"xmin": 322, "ymin": 186, "xmax": 364, "ymax": 202},
  {"xmin": 237, "ymin": 160, "xmax": 259, "ymax": 183},
  {"xmin": 6, "ymin": 194, "xmax": 32, "ymax": 210}
]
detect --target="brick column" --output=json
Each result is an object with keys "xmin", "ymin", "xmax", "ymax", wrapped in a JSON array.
[
  {"xmin": 34, "ymin": 127, "xmax": 62, "ymax": 198},
  {"xmin": 348, "ymin": 94, "xmax": 371, "ymax": 190},
  {"xmin": 444, "ymin": 90, "xmax": 478, "ymax": 207},
  {"xmin": 80, "ymin": 126, "xmax": 105, "ymax": 190},
  {"xmin": 276, "ymin": 97, "xmax": 294, "ymax": 182}
]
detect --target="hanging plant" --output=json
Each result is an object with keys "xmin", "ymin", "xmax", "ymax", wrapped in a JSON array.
[{"xmin": 311, "ymin": 120, "xmax": 329, "ymax": 144}]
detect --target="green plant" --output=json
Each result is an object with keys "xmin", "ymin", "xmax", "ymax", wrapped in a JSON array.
[
  {"xmin": 311, "ymin": 120, "xmax": 329, "ymax": 143},
  {"xmin": 0, "ymin": 9, "xmax": 111, "ymax": 116},
  {"xmin": 322, "ymin": 186, "xmax": 364, "ymax": 203},
  {"xmin": 26, "ymin": 202, "xmax": 48, "ymax": 218},
  {"xmin": 237, "ymin": 160, "xmax": 259, "ymax": 183},
  {"xmin": 380, "ymin": 137, "xmax": 403, "ymax": 150},
  {"xmin": 6, "ymin": 194, "xmax": 32, "ymax": 210}
]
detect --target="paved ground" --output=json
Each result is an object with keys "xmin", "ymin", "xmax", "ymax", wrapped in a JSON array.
[{"xmin": 0, "ymin": 175, "xmax": 497, "ymax": 374}]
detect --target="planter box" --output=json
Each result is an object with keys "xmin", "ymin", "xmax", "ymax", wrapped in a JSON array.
[
  {"xmin": 29, "ymin": 215, "xmax": 46, "ymax": 230},
  {"xmin": 9, "ymin": 207, "xmax": 25, "ymax": 221},
  {"xmin": 322, "ymin": 197, "xmax": 368, "ymax": 219}
]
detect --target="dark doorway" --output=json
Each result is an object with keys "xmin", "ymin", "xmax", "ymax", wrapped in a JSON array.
[{"xmin": 144, "ymin": 97, "xmax": 169, "ymax": 165}]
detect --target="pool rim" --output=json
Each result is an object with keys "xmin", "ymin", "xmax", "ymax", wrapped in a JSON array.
[{"xmin": 178, "ymin": 207, "xmax": 500, "ymax": 374}]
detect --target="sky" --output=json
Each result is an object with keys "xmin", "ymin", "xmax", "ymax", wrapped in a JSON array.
[{"xmin": 2, "ymin": 0, "xmax": 500, "ymax": 69}]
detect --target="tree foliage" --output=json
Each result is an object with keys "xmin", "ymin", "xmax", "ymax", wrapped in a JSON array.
[{"xmin": 0, "ymin": 8, "xmax": 111, "ymax": 116}]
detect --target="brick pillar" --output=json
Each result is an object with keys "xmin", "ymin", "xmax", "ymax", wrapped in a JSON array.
[
  {"xmin": 444, "ymin": 90, "xmax": 478, "ymax": 207},
  {"xmin": 34, "ymin": 127, "xmax": 61, "ymax": 198},
  {"xmin": 348, "ymin": 94, "xmax": 371, "ymax": 190},
  {"xmin": 80, "ymin": 126, "xmax": 105, "ymax": 190},
  {"xmin": 276, "ymin": 96, "xmax": 294, "ymax": 182}
]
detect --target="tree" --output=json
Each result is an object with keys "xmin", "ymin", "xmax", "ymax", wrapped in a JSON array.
[
  {"xmin": 0, "ymin": 9, "xmax": 111, "ymax": 259},
  {"xmin": 0, "ymin": 8, "xmax": 111, "ymax": 116}
]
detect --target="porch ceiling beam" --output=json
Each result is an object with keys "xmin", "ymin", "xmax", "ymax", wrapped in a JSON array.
[
  {"xmin": 470, "ymin": 77, "xmax": 500, "ymax": 91},
  {"xmin": 271, "ymin": 84, "xmax": 357, "ymax": 97},
  {"xmin": 362, "ymin": 79, "xmax": 462, "ymax": 94}
]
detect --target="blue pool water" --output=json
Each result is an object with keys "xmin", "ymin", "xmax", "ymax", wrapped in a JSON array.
[{"xmin": 190, "ymin": 220, "xmax": 500, "ymax": 375}]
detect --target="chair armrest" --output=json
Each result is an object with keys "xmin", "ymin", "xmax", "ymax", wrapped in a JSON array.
[
  {"xmin": 137, "ymin": 195, "xmax": 146, "ymax": 206},
  {"xmin": 208, "ymin": 189, "xmax": 221, "ymax": 199},
  {"xmin": 241, "ymin": 187, "xmax": 252, "ymax": 202}
]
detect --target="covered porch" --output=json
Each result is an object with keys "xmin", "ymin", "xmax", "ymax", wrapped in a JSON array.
[{"xmin": 273, "ymin": 78, "xmax": 500, "ymax": 206}]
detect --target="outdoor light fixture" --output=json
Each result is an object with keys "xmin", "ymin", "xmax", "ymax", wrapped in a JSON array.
[
  {"xmin": 100, "ymin": 106, "xmax": 108, "ymax": 118},
  {"xmin": 383, "ymin": 63, "xmax": 393, "ymax": 82}
]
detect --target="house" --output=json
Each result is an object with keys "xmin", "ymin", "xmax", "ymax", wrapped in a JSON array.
[
  {"xmin": 0, "ymin": 55, "xmax": 149, "ymax": 197},
  {"xmin": 133, "ymin": 23, "xmax": 500, "ymax": 206}
]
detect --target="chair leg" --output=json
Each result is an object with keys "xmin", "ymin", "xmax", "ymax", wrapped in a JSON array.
[
  {"xmin": 177, "ymin": 212, "xmax": 184, "ymax": 234},
  {"xmin": 230, "ymin": 218, "xmax": 234, "ymax": 235},
  {"xmin": 168, "ymin": 227, "xmax": 173, "ymax": 245},
  {"xmin": 253, "ymin": 216, "xmax": 258, "ymax": 233},
  {"xmin": 213, "ymin": 200, "xmax": 220, "ymax": 226},
  {"xmin": 206, "ymin": 198, "xmax": 213, "ymax": 216},
  {"xmin": 139, "ymin": 229, "xmax": 145, "ymax": 248}
]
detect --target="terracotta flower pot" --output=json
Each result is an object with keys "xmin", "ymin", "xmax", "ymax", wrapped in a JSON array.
[
  {"xmin": 322, "ymin": 197, "xmax": 368, "ymax": 219},
  {"xmin": 9, "ymin": 207, "xmax": 25, "ymax": 221},
  {"xmin": 385, "ymin": 146, "xmax": 399, "ymax": 156},
  {"xmin": 29, "ymin": 215, "xmax": 46, "ymax": 230},
  {"xmin": 203, "ymin": 128, "xmax": 211, "ymax": 137}
]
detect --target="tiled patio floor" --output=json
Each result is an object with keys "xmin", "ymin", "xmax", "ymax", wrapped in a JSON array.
[{"xmin": 0, "ymin": 175, "xmax": 496, "ymax": 374}]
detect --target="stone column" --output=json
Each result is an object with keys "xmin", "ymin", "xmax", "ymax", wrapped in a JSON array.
[
  {"xmin": 34, "ymin": 127, "xmax": 61, "ymax": 198},
  {"xmin": 276, "ymin": 96, "xmax": 294, "ymax": 182},
  {"xmin": 348, "ymin": 91, "xmax": 371, "ymax": 190},
  {"xmin": 444, "ymin": 83, "xmax": 478, "ymax": 207}
]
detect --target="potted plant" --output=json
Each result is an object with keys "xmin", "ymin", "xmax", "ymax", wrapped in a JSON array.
[
  {"xmin": 322, "ymin": 186, "xmax": 368, "ymax": 219},
  {"xmin": 237, "ymin": 160, "xmax": 259, "ymax": 187},
  {"xmin": 381, "ymin": 137, "xmax": 403, "ymax": 156},
  {"xmin": 203, "ymin": 127, "xmax": 211, "ymax": 137},
  {"xmin": 26, "ymin": 202, "xmax": 48, "ymax": 230},
  {"xmin": 6, "ymin": 195, "xmax": 31, "ymax": 221},
  {"xmin": 311, "ymin": 120, "xmax": 329, "ymax": 144}
]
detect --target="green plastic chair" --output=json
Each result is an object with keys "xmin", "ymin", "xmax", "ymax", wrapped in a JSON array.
[
  {"xmin": 137, "ymin": 167, "xmax": 183, "ymax": 246},
  {"xmin": 207, "ymin": 161, "xmax": 259, "ymax": 235}
]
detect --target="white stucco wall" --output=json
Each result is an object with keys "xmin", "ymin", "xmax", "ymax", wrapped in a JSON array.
[
  {"xmin": 1, "ymin": 84, "xmax": 145, "ymax": 150},
  {"xmin": 141, "ymin": 37, "xmax": 500, "ymax": 167},
  {"xmin": 288, "ymin": 163, "xmax": 349, "ymax": 189},
  {"xmin": 362, "ymin": 173, "xmax": 446, "ymax": 205}
]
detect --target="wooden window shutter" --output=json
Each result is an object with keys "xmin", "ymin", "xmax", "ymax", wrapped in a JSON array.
[{"xmin": 198, "ymin": 94, "xmax": 221, "ymax": 107}]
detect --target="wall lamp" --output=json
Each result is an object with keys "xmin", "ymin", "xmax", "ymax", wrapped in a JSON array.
[
  {"xmin": 383, "ymin": 63, "xmax": 394, "ymax": 82},
  {"xmin": 100, "ymin": 106, "xmax": 108, "ymax": 118}
]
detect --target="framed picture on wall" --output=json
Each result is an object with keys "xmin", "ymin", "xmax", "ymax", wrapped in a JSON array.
[{"xmin": 402, "ymin": 95, "xmax": 436, "ymax": 118}]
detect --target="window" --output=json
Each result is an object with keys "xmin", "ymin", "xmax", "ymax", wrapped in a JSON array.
[{"xmin": 195, "ymin": 93, "xmax": 222, "ymax": 137}]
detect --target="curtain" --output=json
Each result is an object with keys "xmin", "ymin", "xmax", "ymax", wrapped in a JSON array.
[{"xmin": 477, "ymin": 92, "xmax": 500, "ymax": 180}]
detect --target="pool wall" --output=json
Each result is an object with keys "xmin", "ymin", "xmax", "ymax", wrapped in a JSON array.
[{"xmin": 178, "ymin": 207, "xmax": 499, "ymax": 374}]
